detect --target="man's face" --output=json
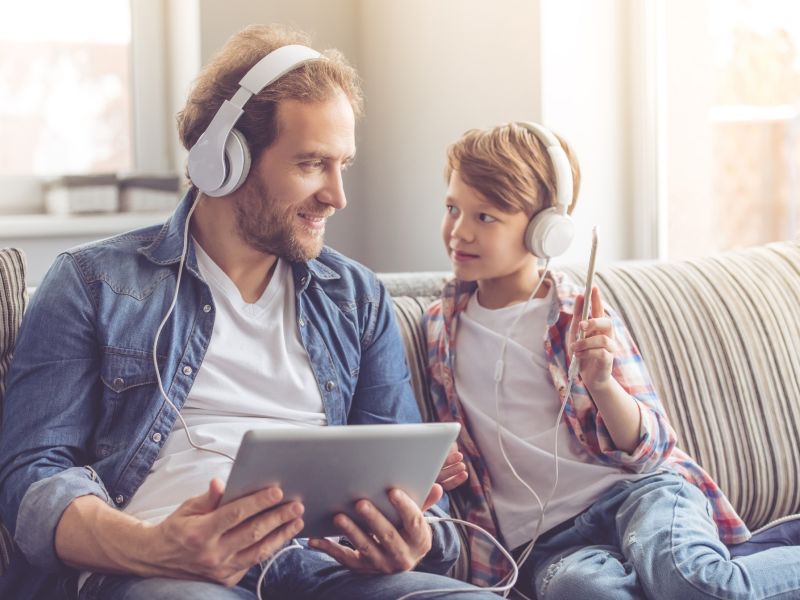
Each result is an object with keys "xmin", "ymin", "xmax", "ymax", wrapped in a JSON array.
[{"xmin": 233, "ymin": 91, "xmax": 356, "ymax": 262}]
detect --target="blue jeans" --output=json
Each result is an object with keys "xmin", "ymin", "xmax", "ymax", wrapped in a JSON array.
[
  {"xmin": 78, "ymin": 545, "xmax": 503, "ymax": 600},
  {"xmin": 522, "ymin": 472, "xmax": 800, "ymax": 600}
]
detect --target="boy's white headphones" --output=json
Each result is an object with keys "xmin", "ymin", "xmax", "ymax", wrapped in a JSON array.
[
  {"xmin": 517, "ymin": 121, "xmax": 575, "ymax": 259},
  {"xmin": 187, "ymin": 44, "xmax": 322, "ymax": 197}
]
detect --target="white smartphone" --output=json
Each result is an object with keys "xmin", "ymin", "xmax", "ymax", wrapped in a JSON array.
[
  {"xmin": 579, "ymin": 225, "xmax": 599, "ymax": 330},
  {"xmin": 568, "ymin": 227, "xmax": 599, "ymax": 382}
]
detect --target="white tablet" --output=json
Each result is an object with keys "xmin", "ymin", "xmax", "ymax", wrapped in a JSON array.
[{"xmin": 220, "ymin": 422, "xmax": 461, "ymax": 538}]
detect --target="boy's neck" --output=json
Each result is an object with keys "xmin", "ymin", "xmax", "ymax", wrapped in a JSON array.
[{"xmin": 475, "ymin": 267, "xmax": 550, "ymax": 310}]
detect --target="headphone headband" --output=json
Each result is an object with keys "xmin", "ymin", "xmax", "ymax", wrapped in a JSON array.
[
  {"xmin": 187, "ymin": 45, "xmax": 322, "ymax": 197},
  {"xmin": 516, "ymin": 121, "xmax": 573, "ymax": 215},
  {"xmin": 517, "ymin": 121, "xmax": 576, "ymax": 259}
]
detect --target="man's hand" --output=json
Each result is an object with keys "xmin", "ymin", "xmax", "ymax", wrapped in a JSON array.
[
  {"xmin": 436, "ymin": 443, "xmax": 468, "ymax": 491},
  {"xmin": 55, "ymin": 479, "xmax": 304, "ymax": 587},
  {"xmin": 149, "ymin": 479, "xmax": 304, "ymax": 586},
  {"xmin": 307, "ymin": 485, "xmax": 443, "ymax": 574}
]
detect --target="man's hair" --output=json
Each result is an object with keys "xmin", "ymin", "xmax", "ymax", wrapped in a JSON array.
[
  {"xmin": 444, "ymin": 122, "xmax": 581, "ymax": 218},
  {"xmin": 177, "ymin": 24, "xmax": 363, "ymax": 167}
]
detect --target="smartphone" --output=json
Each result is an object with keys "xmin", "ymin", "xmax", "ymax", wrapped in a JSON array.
[{"xmin": 578, "ymin": 226, "xmax": 599, "ymax": 337}]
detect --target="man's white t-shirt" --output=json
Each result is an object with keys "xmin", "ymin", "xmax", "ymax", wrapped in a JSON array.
[
  {"xmin": 454, "ymin": 288, "xmax": 640, "ymax": 549},
  {"xmin": 123, "ymin": 243, "xmax": 326, "ymax": 524}
]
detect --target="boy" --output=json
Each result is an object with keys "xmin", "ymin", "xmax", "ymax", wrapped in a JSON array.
[{"xmin": 424, "ymin": 122, "xmax": 800, "ymax": 598}]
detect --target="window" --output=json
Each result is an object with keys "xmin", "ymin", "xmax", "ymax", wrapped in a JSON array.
[
  {"xmin": 0, "ymin": 1, "xmax": 132, "ymax": 177},
  {"xmin": 0, "ymin": 0, "xmax": 170, "ymax": 215},
  {"xmin": 658, "ymin": 0, "xmax": 800, "ymax": 260}
]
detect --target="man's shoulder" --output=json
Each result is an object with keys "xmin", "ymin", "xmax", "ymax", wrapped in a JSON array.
[
  {"xmin": 65, "ymin": 223, "xmax": 163, "ymax": 261},
  {"xmin": 52, "ymin": 223, "xmax": 170, "ymax": 293}
]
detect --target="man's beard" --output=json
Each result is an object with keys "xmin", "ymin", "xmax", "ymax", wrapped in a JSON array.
[{"xmin": 233, "ymin": 176, "xmax": 328, "ymax": 262}]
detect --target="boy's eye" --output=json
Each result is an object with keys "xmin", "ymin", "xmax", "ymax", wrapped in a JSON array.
[
  {"xmin": 446, "ymin": 204, "xmax": 458, "ymax": 215},
  {"xmin": 479, "ymin": 213, "xmax": 497, "ymax": 223}
]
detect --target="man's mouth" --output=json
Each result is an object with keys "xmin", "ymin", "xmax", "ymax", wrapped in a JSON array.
[{"xmin": 298, "ymin": 211, "xmax": 330, "ymax": 231}]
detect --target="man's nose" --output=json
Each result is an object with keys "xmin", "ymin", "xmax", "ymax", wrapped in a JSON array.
[{"xmin": 317, "ymin": 169, "xmax": 347, "ymax": 210}]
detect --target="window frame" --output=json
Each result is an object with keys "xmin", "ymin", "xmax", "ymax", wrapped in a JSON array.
[{"xmin": 0, "ymin": 0, "xmax": 172, "ymax": 215}]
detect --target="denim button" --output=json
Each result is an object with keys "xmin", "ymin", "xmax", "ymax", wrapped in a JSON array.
[
  {"xmin": 203, "ymin": 304, "xmax": 212, "ymax": 313},
  {"xmin": 183, "ymin": 366, "xmax": 193, "ymax": 376},
  {"xmin": 114, "ymin": 495, "xmax": 124, "ymax": 505},
  {"xmin": 152, "ymin": 432, "xmax": 162, "ymax": 443},
  {"xmin": 325, "ymin": 381, "xmax": 336, "ymax": 391},
  {"xmin": 112, "ymin": 377, "xmax": 124, "ymax": 391}
]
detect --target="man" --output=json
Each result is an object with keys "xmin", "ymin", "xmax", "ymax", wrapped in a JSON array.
[{"xmin": 0, "ymin": 24, "xmax": 494, "ymax": 600}]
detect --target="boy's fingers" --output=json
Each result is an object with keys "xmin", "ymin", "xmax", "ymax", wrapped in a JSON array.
[{"xmin": 590, "ymin": 286, "xmax": 604, "ymax": 318}]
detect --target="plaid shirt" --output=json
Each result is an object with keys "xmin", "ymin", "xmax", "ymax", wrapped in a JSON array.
[{"xmin": 423, "ymin": 272, "xmax": 750, "ymax": 587}]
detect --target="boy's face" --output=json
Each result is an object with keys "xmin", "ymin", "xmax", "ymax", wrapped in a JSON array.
[
  {"xmin": 442, "ymin": 170, "xmax": 536, "ymax": 283},
  {"xmin": 231, "ymin": 91, "xmax": 356, "ymax": 262}
]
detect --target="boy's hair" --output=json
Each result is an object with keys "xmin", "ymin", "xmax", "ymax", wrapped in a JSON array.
[
  {"xmin": 177, "ymin": 24, "xmax": 363, "ymax": 166},
  {"xmin": 444, "ymin": 122, "xmax": 581, "ymax": 218}
]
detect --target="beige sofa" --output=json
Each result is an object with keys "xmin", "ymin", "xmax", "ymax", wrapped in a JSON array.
[{"xmin": 1, "ymin": 241, "xmax": 800, "ymax": 583}]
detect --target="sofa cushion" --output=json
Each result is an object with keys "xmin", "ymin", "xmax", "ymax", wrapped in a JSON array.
[
  {"xmin": 563, "ymin": 241, "xmax": 800, "ymax": 530},
  {"xmin": 0, "ymin": 247, "xmax": 26, "ymax": 576}
]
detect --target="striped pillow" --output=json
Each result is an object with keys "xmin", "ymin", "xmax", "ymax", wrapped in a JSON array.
[
  {"xmin": 561, "ymin": 241, "xmax": 800, "ymax": 529},
  {"xmin": 0, "ymin": 247, "xmax": 26, "ymax": 576}
]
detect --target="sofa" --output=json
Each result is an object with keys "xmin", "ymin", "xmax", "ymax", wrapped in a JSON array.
[{"xmin": 1, "ymin": 241, "xmax": 800, "ymax": 585}]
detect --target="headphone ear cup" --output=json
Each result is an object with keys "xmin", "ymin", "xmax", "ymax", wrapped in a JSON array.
[
  {"xmin": 525, "ymin": 208, "xmax": 575, "ymax": 259},
  {"xmin": 206, "ymin": 128, "xmax": 252, "ymax": 197}
]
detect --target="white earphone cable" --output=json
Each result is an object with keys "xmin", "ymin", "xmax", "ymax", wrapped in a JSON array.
[
  {"xmin": 151, "ymin": 192, "xmax": 237, "ymax": 463},
  {"xmin": 491, "ymin": 259, "xmax": 587, "ymax": 598}
]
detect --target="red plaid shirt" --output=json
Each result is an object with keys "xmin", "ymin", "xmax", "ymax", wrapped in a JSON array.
[{"xmin": 423, "ymin": 272, "xmax": 750, "ymax": 587}]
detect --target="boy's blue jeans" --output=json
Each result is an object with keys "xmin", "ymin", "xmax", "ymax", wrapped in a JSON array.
[
  {"xmin": 522, "ymin": 472, "xmax": 800, "ymax": 600},
  {"xmin": 77, "ymin": 543, "xmax": 503, "ymax": 600}
]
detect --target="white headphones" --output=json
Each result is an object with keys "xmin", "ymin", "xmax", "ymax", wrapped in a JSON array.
[
  {"xmin": 517, "ymin": 121, "xmax": 575, "ymax": 259},
  {"xmin": 187, "ymin": 44, "xmax": 322, "ymax": 197}
]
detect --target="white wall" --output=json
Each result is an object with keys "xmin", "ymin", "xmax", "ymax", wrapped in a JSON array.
[
  {"xmin": 539, "ymin": 0, "xmax": 631, "ymax": 266},
  {"xmin": 356, "ymin": 0, "xmax": 542, "ymax": 272}
]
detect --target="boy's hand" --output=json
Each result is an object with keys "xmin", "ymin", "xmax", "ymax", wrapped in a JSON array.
[
  {"xmin": 568, "ymin": 286, "xmax": 617, "ymax": 391},
  {"xmin": 436, "ymin": 442, "xmax": 468, "ymax": 491}
]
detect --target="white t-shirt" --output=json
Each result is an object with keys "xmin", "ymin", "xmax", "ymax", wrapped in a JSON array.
[
  {"xmin": 80, "ymin": 245, "xmax": 326, "ymax": 591},
  {"xmin": 454, "ymin": 288, "xmax": 640, "ymax": 549},
  {"xmin": 122, "ymin": 243, "xmax": 326, "ymax": 524}
]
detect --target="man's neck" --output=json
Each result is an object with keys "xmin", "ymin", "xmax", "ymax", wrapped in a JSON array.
[{"xmin": 191, "ymin": 196, "xmax": 279, "ymax": 303}]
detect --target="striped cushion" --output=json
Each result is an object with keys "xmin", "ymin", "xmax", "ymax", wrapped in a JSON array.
[
  {"xmin": 568, "ymin": 241, "xmax": 800, "ymax": 530},
  {"xmin": 0, "ymin": 247, "xmax": 26, "ymax": 576},
  {"xmin": 387, "ymin": 240, "xmax": 800, "ymax": 544}
]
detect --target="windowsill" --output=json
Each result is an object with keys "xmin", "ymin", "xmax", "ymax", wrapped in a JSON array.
[{"xmin": 0, "ymin": 212, "xmax": 172, "ymax": 239}]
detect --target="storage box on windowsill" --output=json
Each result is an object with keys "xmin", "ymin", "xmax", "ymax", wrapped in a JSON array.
[
  {"xmin": 118, "ymin": 173, "xmax": 181, "ymax": 213},
  {"xmin": 44, "ymin": 174, "xmax": 119, "ymax": 215}
]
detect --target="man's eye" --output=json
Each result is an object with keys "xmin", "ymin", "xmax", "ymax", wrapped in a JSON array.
[{"xmin": 302, "ymin": 160, "xmax": 324, "ymax": 170}]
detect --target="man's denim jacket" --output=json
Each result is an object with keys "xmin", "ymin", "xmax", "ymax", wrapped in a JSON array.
[{"xmin": 0, "ymin": 191, "xmax": 459, "ymax": 598}]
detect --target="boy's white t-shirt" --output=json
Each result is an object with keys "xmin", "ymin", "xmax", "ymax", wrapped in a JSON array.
[{"xmin": 454, "ymin": 287, "xmax": 641, "ymax": 549}]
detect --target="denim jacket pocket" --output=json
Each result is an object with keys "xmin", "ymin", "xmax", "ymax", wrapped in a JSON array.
[{"xmin": 100, "ymin": 348, "xmax": 160, "ymax": 394}]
